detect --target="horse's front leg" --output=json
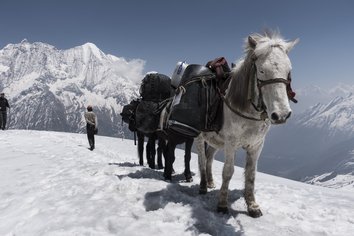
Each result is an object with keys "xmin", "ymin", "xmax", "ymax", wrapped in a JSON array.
[
  {"xmin": 244, "ymin": 142, "xmax": 264, "ymax": 218},
  {"xmin": 163, "ymin": 141, "xmax": 176, "ymax": 181},
  {"xmin": 205, "ymin": 144, "xmax": 217, "ymax": 188},
  {"xmin": 137, "ymin": 132, "xmax": 144, "ymax": 166},
  {"xmin": 196, "ymin": 136, "xmax": 208, "ymax": 194},
  {"xmin": 217, "ymin": 143, "xmax": 235, "ymax": 213},
  {"xmin": 157, "ymin": 138, "xmax": 165, "ymax": 169},
  {"xmin": 147, "ymin": 137, "xmax": 156, "ymax": 169}
]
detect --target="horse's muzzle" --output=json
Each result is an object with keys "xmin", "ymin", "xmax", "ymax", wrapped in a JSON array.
[{"xmin": 270, "ymin": 111, "xmax": 291, "ymax": 124}]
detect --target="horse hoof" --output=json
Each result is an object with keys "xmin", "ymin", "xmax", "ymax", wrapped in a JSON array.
[
  {"xmin": 248, "ymin": 208, "xmax": 263, "ymax": 218},
  {"xmin": 184, "ymin": 172, "xmax": 193, "ymax": 182},
  {"xmin": 158, "ymin": 166, "xmax": 164, "ymax": 170},
  {"xmin": 163, "ymin": 173, "xmax": 172, "ymax": 181},
  {"xmin": 207, "ymin": 182, "xmax": 216, "ymax": 189},
  {"xmin": 217, "ymin": 206, "xmax": 229, "ymax": 214},
  {"xmin": 185, "ymin": 177, "xmax": 193, "ymax": 183},
  {"xmin": 199, "ymin": 188, "xmax": 207, "ymax": 195}
]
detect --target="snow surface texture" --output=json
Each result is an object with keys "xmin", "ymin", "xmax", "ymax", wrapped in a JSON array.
[{"xmin": 1, "ymin": 130, "xmax": 353, "ymax": 236}]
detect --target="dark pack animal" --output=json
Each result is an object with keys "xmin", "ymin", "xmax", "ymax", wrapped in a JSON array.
[
  {"xmin": 135, "ymin": 73, "xmax": 172, "ymax": 134},
  {"xmin": 121, "ymin": 100, "xmax": 167, "ymax": 169},
  {"xmin": 158, "ymin": 59, "xmax": 231, "ymax": 181},
  {"xmin": 133, "ymin": 72, "xmax": 196, "ymax": 181}
]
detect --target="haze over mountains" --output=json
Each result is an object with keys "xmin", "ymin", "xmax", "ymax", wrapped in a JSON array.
[
  {"xmin": 261, "ymin": 91, "xmax": 354, "ymax": 189},
  {"xmin": 1, "ymin": 40, "xmax": 353, "ymax": 190}
]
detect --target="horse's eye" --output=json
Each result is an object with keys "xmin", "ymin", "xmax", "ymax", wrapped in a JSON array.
[{"xmin": 259, "ymin": 70, "xmax": 265, "ymax": 74}]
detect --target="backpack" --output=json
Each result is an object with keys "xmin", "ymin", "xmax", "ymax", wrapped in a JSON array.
[
  {"xmin": 120, "ymin": 99, "xmax": 140, "ymax": 131},
  {"xmin": 139, "ymin": 73, "xmax": 172, "ymax": 102}
]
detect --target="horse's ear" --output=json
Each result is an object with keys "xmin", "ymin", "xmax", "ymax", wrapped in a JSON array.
[
  {"xmin": 248, "ymin": 36, "xmax": 257, "ymax": 49},
  {"xmin": 286, "ymin": 38, "xmax": 299, "ymax": 53}
]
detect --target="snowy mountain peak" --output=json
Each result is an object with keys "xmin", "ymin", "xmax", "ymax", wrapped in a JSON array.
[
  {"xmin": 78, "ymin": 42, "xmax": 105, "ymax": 60},
  {"xmin": 0, "ymin": 40, "xmax": 144, "ymax": 136},
  {"xmin": 81, "ymin": 42, "xmax": 100, "ymax": 51},
  {"xmin": 20, "ymin": 38, "xmax": 28, "ymax": 44},
  {"xmin": 296, "ymin": 93, "xmax": 354, "ymax": 135}
]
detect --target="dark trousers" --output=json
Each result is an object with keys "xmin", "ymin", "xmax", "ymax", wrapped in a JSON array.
[
  {"xmin": 86, "ymin": 124, "xmax": 95, "ymax": 150},
  {"xmin": 0, "ymin": 112, "xmax": 7, "ymax": 130}
]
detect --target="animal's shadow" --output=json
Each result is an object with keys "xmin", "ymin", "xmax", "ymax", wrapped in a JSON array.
[
  {"xmin": 109, "ymin": 162, "xmax": 245, "ymax": 235},
  {"xmin": 110, "ymin": 162, "xmax": 195, "ymax": 182},
  {"xmin": 144, "ymin": 184, "xmax": 246, "ymax": 235},
  {"xmin": 109, "ymin": 162, "xmax": 141, "ymax": 168}
]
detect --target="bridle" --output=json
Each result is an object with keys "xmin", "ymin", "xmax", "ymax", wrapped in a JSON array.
[
  {"xmin": 222, "ymin": 61, "xmax": 297, "ymax": 121},
  {"xmin": 252, "ymin": 67, "xmax": 297, "ymax": 109},
  {"xmin": 257, "ymin": 71, "xmax": 297, "ymax": 102}
]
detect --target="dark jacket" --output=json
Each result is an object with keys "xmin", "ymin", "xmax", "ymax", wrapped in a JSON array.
[{"xmin": 0, "ymin": 97, "xmax": 10, "ymax": 112}]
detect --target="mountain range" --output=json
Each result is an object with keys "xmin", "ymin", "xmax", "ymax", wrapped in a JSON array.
[
  {"xmin": 0, "ymin": 39, "xmax": 143, "ymax": 137},
  {"xmin": 260, "ymin": 92, "xmax": 354, "ymax": 189}
]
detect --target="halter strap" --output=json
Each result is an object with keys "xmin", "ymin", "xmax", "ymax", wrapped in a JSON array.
[{"xmin": 257, "ymin": 78, "xmax": 290, "ymax": 88}]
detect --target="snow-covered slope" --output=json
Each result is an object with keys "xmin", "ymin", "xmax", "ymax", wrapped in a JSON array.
[
  {"xmin": 0, "ymin": 40, "xmax": 144, "ymax": 137},
  {"xmin": 303, "ymin": 139, "xmax": 354, "ymax": 189},
  {"xmin": 0, "ymin": 130, "xmax": 353, "ymax": 236}
]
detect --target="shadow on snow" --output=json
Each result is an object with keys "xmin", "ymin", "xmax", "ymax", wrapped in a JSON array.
[{"xmin": 110, "ymin": 162, "xmax": 246, "ymax": 235}]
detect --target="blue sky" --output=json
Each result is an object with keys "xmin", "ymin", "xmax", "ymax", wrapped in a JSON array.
[{"xmin": 0, "ymin": 0, "xmax": 353, "ymax": 89}]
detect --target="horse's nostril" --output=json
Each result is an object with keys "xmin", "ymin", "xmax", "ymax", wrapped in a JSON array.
[
  {"xmin": 271, "ymin": 112, "xmax": 279, "ymax": 121},
  {"xmin": 286, "ymin": 111, "xmax": 292, "ymax": 119}
]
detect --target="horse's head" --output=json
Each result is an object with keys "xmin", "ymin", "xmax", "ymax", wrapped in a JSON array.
[{"xmin": 247, "ymin": 32, "xmax": 299, "ymax": 124}]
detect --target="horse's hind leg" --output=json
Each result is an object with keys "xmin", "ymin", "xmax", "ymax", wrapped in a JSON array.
[
  {"xmin": 183, "ymin": 138, "xmax": 193, "ymax": 182},
  {"xmin": 196, "ymin": 136, "xmax": 208, "ymax": 194},
  {"xmin": 244, "ymin": 144, "xmax": 263, "ymax": 218},
  {"xmin": 205, "ymin": 144, "xmax": 217, "ymax": 188},
  {"xmin": 137, "ymin": 132, "xmax": 144, "ymax": 166}
]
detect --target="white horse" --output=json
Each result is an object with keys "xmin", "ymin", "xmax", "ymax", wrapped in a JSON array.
[{"xmin": 196, "ymin": 31, "xmax": 299, "ymax": 217}]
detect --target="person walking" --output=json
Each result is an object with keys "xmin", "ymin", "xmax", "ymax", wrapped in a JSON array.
[
  {"xmin": 0, "ymin": 92, "xmax": 10, "ymax": 130},
  {"xmin": 84, "ymin": 105, "xmax": 97, "ymax": 151}
]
